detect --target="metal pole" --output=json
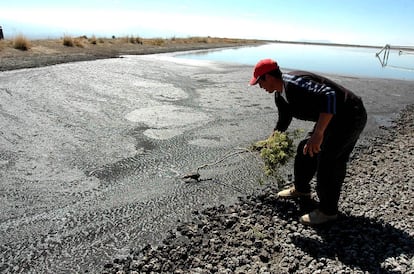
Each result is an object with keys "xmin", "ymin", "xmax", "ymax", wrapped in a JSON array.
[{"xmin": 376, "ymin": 44, "xmax": 391, "ymax": 67}]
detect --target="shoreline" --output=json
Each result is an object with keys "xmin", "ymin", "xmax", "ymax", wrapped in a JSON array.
[
  {"xmin": 273, "ymin": 40, "xmax": 414, "ymax": 51},
  {"xmin": 0, "ymin": 37, "xmax": 264, "ymax": 71},
  {"xmin": 3, "ymin": 36, "xmax": 411, "ymax": 73}
]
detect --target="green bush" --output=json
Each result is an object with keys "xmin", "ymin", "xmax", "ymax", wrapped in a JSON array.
[{"xmin": 251, "ymin": 131, "xmax": 296, "ymax": 176}]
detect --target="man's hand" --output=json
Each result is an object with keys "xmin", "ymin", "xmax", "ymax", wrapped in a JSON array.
[
  {"xmin": 303, "ymin": 113, "xmax": 333, "ymax": 157},
  {"xmin": 303, "ymin": 131, "xmax": 323, "ymax": 157}
]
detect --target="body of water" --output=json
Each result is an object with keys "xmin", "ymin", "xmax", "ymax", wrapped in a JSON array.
[{"xmin": 178, "ymin": 43, "xmax": 414, "ymax": 81}]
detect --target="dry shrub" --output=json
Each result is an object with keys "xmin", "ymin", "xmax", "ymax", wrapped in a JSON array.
[
  {"xmin": 179, "ymin": 36, "xmax": 250, "ymax": 45},
  {"xmin": 73, "ymin": 38, "xmax": 85, "ymax": 48},
  {"xmin": 89, "ymin": 35, "xmax": 97, "ymax": 45},
  {"xmin": 0, "ymin": 40, "xmax": 6, "ymax": 51},
  {"xmin": 170, "ymin": 36, "xmax": 213, "ymax": 44},
  {"xmin": 148, "ymin": 38, "xmax": 164, "ymax": 46},
  {"xmin": 124, "ymin": 35, "xmax": 142, "ymax": 44},
  {"xmin": 13, "ymin": 34, "xmax": 31, "ymax": 51},
  {"xmin": 133, "ymin": 36, "xmax": 143, "ymax": 44},
  {"xmin": 62, "ymin": 35, "xmax": 85, "ymax": 47},
  {"xmin": 192, "ymin": 37, "xmax": 209, "ymax": 43},
  {"xmin": 63, "ymin": 35, "xmax": 74, "ymax": 47}
]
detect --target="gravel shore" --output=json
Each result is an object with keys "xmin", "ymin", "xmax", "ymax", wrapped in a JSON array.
[{"xmin": 102, "ymin": 105, "xmax": 414, "ymax": 274}]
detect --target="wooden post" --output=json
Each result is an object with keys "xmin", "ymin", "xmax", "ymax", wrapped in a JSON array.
[{"xmin": 0, "ymin": 26, "xmax": 4, "ymax": 40}]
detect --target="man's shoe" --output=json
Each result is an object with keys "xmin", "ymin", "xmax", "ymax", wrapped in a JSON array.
[
  {"xmin": 299, "ymin": 209, "xmax": 338, "ymax": 225},
  {"xmin": 277, "ymin": 186, "xmax": 311, "ymax": 199}
]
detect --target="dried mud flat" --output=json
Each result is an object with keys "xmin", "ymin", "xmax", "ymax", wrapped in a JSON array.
[{"xmin": 102, "ymin": 105, "xmax": 414, "ymax": 274}]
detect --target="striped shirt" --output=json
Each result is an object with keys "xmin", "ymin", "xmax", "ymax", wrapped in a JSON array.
[{"xmin": 274, "ymin": 71, "xmax": 362, "ymax": 132}]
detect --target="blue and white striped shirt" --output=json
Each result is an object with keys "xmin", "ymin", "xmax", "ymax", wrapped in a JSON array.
[{"xmin": 274, "ymin": 71, "xmax": 359, "ymax": 132}]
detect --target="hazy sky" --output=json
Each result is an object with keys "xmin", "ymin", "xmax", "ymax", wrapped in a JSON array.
[{"xmin": 1, "ymin": 0, "xmax": 413, "ymax": 46}]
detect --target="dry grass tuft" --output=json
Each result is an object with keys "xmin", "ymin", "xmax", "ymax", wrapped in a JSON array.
[
  {"xmin": 63, "ymin": 35, "xmax": 74, "ymax": 47},
  {"xmin": 13, "ymin": 35, "xmax": 31, "ymax": 51},
  {"xmin": 165, "ymin": 36, "xmax": 248, "ymax": 45},
  {"xmin": 73, "ymin": 38, "xmax": 85, "ymax": 48},
  {"xmin": 0, "ymin": 40, "xmax": 6, "ymax": 52},
  {"xmin": 147, "ymin": 38, "xmax": 164, "ymax": 46},
  {"xmin": 62, "ymin": 35, "xmax": 85, "ymax": 48},
  {"xmin": 57, "ymin": 35, "xmax": 254, "ymax": 49},
  {"xmin": 89, "ymin": 35, "xmax": 97, "ymax": 45},
  {"xmin": 124, "ymin": 35, "xmax": 143, "ymax": 44}
]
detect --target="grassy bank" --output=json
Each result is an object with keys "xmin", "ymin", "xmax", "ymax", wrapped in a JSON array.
[{"xmin": 0, "ymin": 35, "xmax": 262, "ymax": 55}]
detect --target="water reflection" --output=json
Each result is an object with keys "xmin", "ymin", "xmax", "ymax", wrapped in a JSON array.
[{"xmin": 177, "ymin": 43, "xmax": 414, "ymax": 80}]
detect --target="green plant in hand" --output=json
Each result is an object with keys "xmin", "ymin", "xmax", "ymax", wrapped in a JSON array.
[{"xmin": 252, "ymin": 131, "xmax": 297, "ymax": 176}]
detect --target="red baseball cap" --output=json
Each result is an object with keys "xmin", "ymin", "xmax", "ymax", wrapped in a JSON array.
[{"xmin": 249, "ymin": 59, "xmax": 279, "ymax": 85}]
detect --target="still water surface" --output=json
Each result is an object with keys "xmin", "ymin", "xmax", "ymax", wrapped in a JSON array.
[{"xmin": 178, "ymin": 43, "xmax": 414, "ymax": 81}]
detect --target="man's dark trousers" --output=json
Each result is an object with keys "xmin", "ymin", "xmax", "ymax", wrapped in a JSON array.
[{"xmin": 293, "ymin": 101, "xmax": 367, "ymax": 215}]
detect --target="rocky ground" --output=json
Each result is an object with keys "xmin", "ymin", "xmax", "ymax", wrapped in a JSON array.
[{"xmin": 102, "ymin": 105, "xmax": 414, "ymax": 274}]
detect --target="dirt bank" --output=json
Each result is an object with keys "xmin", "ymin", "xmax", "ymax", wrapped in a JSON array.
[{"xmin": 0, "ymin": 37, "xmax": 264, "ymax": 71}]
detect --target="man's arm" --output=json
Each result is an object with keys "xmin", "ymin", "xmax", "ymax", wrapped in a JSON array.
[
  {"xmin": 303, "ymin": 112, "xmax": 333, "ymax": 157},
  {"xmin": 274, "ymin": 94, "xmax": 292, "ymax": 132}
]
